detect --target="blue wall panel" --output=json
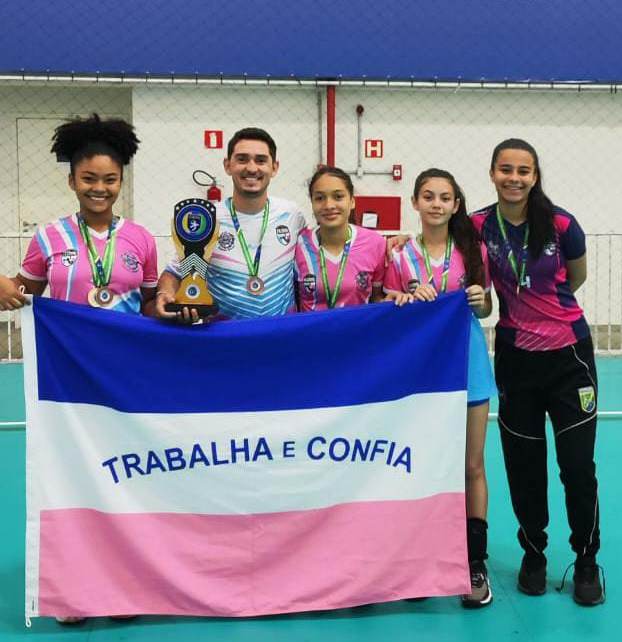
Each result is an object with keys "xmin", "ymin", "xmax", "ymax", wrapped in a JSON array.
[{"xmin": 1, "ymin": 1, "xmax": 620, "ymax": 83}]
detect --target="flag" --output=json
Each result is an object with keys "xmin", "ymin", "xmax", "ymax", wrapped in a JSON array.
[{"xmin": 22, "ymin": 292, "xmax": 471, "ymax": 618}]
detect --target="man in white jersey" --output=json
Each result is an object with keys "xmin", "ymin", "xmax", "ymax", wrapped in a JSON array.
[{"xmin": 155, "ymin": 128, "xmax": 306, "ymax": 321}]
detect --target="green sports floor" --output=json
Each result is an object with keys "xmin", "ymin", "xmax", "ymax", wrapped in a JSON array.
[{"xmin": 1, "ymin": 360, "xmax": 620, "ymax": 642}]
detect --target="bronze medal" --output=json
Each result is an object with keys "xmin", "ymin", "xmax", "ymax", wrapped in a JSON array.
[
  {"xmin": 88, "ymin": 286, "xmax": 114, "ymax": 308},
  {"xmin": 87, "ymin": 287, "xmax": 100, "ymax": 307},
  {"xmin": 228, "ymin": 200, "xmax": 270, "ymax": 299},
  {"xmin": 95, "ymin": 287, "xmax": 114, "ymax": 307},
  {"xmin": 246, "ymin": 276, "xmax": 265, "ymax": 296},
  {"xmin": 78, "ymin": 214, "xmax": 118, "ymax": 309}
]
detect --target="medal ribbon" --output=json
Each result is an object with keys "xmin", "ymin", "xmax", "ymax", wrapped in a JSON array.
[
  {"xmin": 319, "ymin": 225, "xmax": 352, "ymax": 309},
  {"xmin": 419, "ymin": 234, "xmax": 453, "ymax": 293},
  {"xmin": 77, "ymin": 215, "xmax": 117, "ymax": 287},
  {"xmin": 227, "ymin": 199, "xmax": 270, "ymax": 278},
  {"xmin": 495, "ymin": 205, "xmax": 529, "ymax": 293}
]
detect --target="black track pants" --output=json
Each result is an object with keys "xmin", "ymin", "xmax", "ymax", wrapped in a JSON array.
[{"xmin": 494, "ymin": 335, "xmax": 600, "ymax": 558}]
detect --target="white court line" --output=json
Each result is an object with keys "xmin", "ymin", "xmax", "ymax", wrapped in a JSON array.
[{"xmin": 2, "ymin": 413, "xmax": 622, "ymax": 431}]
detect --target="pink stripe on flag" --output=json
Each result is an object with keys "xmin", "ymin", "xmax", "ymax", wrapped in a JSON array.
[{"xmin": 39, "ymin": 494, "xmax": 468, "ymax": 617}]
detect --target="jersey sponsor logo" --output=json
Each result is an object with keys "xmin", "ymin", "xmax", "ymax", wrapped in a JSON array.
[
  {"xmin": 578, "ymin": 386, "xmax": 596, "ymax": 413},
  {"xmin": 218, "ymin": 231, "xmax": 235, "ymax": 252},
  {"xmin": 60, "ymin": 249, "xmax": 78, "ymax": 267},
  {"xmin": 356, "ymin": 271, "xmax": 370, "ymax": 291},
  {"xmin": 407, "ymin": 278, "xmax": 420, "ymax": 293},
  {"xmin": 543, "ymin": 241, "xmax": 557, "ymax": 256},
  {"xmin": 122, "ymin": 252, "xmax": 140, "ymax": 273},
  {"xmin": 303, "ymin": 274, "xmax": 316, "ymax": 294},
  {"xmin": 276, "ymin": 225, "xmax": 291, "ymax": 246}
]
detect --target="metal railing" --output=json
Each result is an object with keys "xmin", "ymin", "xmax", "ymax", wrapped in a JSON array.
[{"xmin": 2, "ymin": 233, "xmax": 621, "ymax": 361}]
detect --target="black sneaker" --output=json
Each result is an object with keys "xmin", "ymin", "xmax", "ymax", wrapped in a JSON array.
[
  {"xmin": 573, "ymin": 556, "xmax": 605, "ymax": 606},
  {"xmin": 461, "ymin": 560, "xmax": 493, "ymax": 608},
  {"xmin": 518, "ymin": 553, "xmax": 546, "ymax": 595}
]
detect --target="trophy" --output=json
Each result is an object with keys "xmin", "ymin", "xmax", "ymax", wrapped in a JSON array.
[{"xmin": 165, "ymin": 198, "xmax": 219, "ymax": 316}]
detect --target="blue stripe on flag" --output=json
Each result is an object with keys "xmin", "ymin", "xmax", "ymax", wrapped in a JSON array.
[{"xmin": 32, "ymin": 292, "xmax": 470, "ymax": 413}]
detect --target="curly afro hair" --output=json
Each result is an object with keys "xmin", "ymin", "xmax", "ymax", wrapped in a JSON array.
[{"xmin": 51, "ymin": 113, "xmax": 140, "ymax": 173}]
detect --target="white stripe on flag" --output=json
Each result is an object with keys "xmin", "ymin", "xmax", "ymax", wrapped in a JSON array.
[{"xmin": 28, "ymin": 392, "xmax": 466, "ymax": 515}]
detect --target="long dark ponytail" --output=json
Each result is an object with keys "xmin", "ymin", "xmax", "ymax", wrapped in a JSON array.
[
  {"xmin": 490, "ymin": 138, "xmax": 555, "ymax": 257},
  {"xmin": 414, "ymin": 168, "xmax": 484, "ymax": 288}
]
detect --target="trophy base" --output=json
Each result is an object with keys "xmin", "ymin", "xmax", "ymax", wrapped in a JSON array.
[{"xmin": 164, "ymin": 302, "xmax": 219, "ymax": 317}]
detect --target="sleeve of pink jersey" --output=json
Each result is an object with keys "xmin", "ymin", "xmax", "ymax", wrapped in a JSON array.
[
  {"xmin": 558, "ymin": 213, "xmax": 586, "ymax": 260},
  {"xmin": 141, "ymin": 230, "xmax": 159, "ymax": 287},
  {"xmin": 470, "ymin": 212, "xmax": 485, "ymax": 234},
  {"xmin": 383, "ymin": 253, "xmax": 404, "ymax": 292},
  {"xmin": 293, "ymin": 241, "xmax": 303, "ymax": 281},
  {"xmin": 371, "ymin": 236, "xmax": 387, "ymax": 286},
  {"xmin": 19, "ymin": 234, "xmax": 48, "ymax": 281}
]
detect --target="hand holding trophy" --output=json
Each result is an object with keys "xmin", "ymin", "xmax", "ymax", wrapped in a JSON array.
[{"xmin": 164, "ymin": 198, "xmax": 219, "ymax": 317}]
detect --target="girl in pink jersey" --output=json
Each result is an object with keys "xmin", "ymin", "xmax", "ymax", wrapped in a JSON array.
[
  {"xmin": 384, "ymin": 168, "xmax": 495, "ymax": 609},
  {"xmin": 0, "ymin": 114, "xmax": 157, "ymax": 317},
  {"xmin": 0, "ymin": 114, "xmax": 156, "ymax": 623},
  {"xmin": 472, "ymin": 139, "xmax": 603, "ymax": 606},
  {"xmin": 295, "ymin": 166, "xmax": 409, "ymax": 310}
]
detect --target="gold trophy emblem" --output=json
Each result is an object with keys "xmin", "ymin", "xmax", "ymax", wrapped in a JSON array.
[{"xmin": 165, "ymin": 198, "xmax": 219, "ymax": 316}]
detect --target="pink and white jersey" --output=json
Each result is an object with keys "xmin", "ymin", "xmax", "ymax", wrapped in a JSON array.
[
  {"xmin": 384, "ymin": 237, "xmax": 490, "ymax": 295},
  {"xmin": 471, "ymin": 204, "xmax": 588, "ymax": 351},
  {"xmin": 295, "ymin": 225, "xmax": 386, "ymax": 311},
  {"xmin": 20, "ymin": 215, "xmax": 158, "ymax": 315}
]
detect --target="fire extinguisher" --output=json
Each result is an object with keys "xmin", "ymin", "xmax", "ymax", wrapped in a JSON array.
[
  {"xmin": 207, "ymin": 183, "xmax": 221, "ymax": 201},
  {"xmin": 192, "ymin": 169, "xmax": 221, "ymax": 202}
]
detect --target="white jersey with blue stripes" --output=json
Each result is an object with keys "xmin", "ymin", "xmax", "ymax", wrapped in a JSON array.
[{"xmin": 166, "ymin": 197, "xmax": 306, "ymax": 319}]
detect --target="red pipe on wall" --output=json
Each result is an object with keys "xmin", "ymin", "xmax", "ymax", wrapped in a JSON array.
[{"xmin": 326, "ymin": 85, "xmax": 336, "ymax": 166}]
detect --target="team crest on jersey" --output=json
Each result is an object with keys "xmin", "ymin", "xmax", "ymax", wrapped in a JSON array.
[
  {"xmin": 61, "ymin": 249, "xmax": 78, "ymax": 267},
  {"xmin": 122, "ymin": 252, "xmax": 140, "ymax": 272},
  {"xmin": 543, "ymin": 241, "xmax": 557, "ymax": 256},
  {"xmin": 218, "ymin": 231, "xmax": 235, "ymax": 252},
  {"xmin": 356, "ymin": 271, "xmax": 370, "ymax": 290},
  {"xmin": 578, "ymin": 386, "xmax": 596, "ymax": 413},
  {"xmin": 407, "ymin": 278, "xmax": 420, "ymax": 293},
  {"xmin": 303, "ymin": 274, "xmax": 316, "ymax": 294},
  {"xmin": 276, "ymin": 225, "xmax": 291, "ymax": 246},
  {"xmin": 187, "ymin": 214, "xmax": 202, "ymax": 232}
]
